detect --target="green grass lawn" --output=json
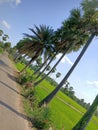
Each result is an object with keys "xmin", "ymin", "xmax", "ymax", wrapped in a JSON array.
[{"xmin": 16, "ymin": 62, "xmax": 98, "ymax": 130}]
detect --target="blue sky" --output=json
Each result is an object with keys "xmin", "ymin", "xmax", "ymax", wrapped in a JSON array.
[{"xmin": 0, "ymin": 0, "xmax": 98, "ymax": 104}]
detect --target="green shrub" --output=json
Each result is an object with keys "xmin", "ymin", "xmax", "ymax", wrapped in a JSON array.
[
  {"xmin": 23, "ymin": 88, "xmax": 34, "ymax": 98},
  {"xmin": 0, "ymin": 47, "xmax": 3, "ymax": 54},
  {"xmin": 23, "ymin": 86, "xmax": 52, "ymax": 130},
  {"xmin": 18, "ymin": 72, "xmax": 34, "ymax": 85},
  {"xmin": 31, "ymin": 107, "xmax": 51, "ymax": 130}
]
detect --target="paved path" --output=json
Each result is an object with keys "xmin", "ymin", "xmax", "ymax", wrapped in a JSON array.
[{"xmin": 0, "ymin": 52, "xmax": 31, "ymax": 130}]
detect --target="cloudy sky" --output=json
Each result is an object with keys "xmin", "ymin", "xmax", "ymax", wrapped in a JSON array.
[{"xmin": 0, "ymin": 0, "xmax": 98, "ymax": 104}]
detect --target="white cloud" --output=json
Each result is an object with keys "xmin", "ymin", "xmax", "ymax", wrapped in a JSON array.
[
  {"xmin": 1, "ymin": 20, "xmax": 11, "ymax": 29},
  {"xmin": 86, "ymin": 81, "xmax": 98, "ymax": 87},
  {"xmin": 15, "ymin": 0, "xmax": 21, "ymax": 5},
  {"xmin": 0, "ymin": 0, "xmax": 21, "ymax": 5},
  {"xmin": 56, "ymin": 53, "xmax": 73, "ymax": 65}
]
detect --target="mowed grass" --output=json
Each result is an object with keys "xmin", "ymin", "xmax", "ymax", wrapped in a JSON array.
[{"xmin": 16, "ymin": 63, "xmax": 98, "ymax": 130}]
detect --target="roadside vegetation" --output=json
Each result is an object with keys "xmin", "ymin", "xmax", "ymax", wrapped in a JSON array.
[{"xmin": 15, "ymin": 62, "xmax": 98, "ymax": 130}]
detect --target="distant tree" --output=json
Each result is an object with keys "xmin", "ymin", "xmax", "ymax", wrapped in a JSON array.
[
  {"xmin": 56, "ymin": 72, "xmax": 61, "ymax": 78},
  {"xmin": 2, "ymin": 34, "xmax": 9, "ymax": 41},
  {"xmin": 36, "ymin": 56, "xmax": 42, "ymax": 67},
  {"xmin": 0, "ymin": 30, "xmax": 9, "ymax": 48},
  {"xmin": 51, "ymin": 68, "xmax": 56, "ymax": 73},
  {"xmin": 46, "ymin": 66, "xmax": 51, "ymax": 71},
  {"xmin": 4, "ymin": 42, "xmax": 11, "ymax": 51}
]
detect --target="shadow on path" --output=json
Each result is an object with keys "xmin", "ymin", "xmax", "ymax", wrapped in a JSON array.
[
  {"xmin": 7, "ymin": 73, "xmax": 18, "ymax": 82},
  {"xmin": 0, "ymin": 81, "xmax": 26, "ymax": 99},
  {"xmin": 0, "ymin": 67, "xmax": 9, "ymax": 75},
  {"xmin": 0, "ymin": 100, "xmax": 30, "ymax": 121},
  {"xmin": 0, "ymin": 81, "xmax": 20, "ymax": 95},
  {"xmin": 0, "ymin": 60, "xmax": 11, "ymax": 69}
]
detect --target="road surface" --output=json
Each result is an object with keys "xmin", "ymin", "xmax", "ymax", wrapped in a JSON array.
[{"xmin": 0, "ymin": 52, "xmax": 32, "ymax": 130}]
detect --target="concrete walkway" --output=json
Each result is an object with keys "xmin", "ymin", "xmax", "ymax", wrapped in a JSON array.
[{"xmin": 0, "ymin": 52, "xmax": 31, "ymax": 130}]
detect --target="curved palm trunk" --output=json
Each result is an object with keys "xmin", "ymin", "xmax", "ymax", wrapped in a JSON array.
[
  {"xmin": 20, "ymin": 55, "xmax": 37, "ymax": 73},
  {"xmin": 72, "ymin": 95, "xmax": 98, "ymax": 130},
  {"xmin": 34, "ymin": 44, "xmax": 73, "ymax": 86},
  {"xmin": 39, "ymin": 33, "xmax": 95, "ymax": 107},
  {"xmin": 20, "ymin": 47, "xmax": 42, "ymax": 74},
  {"xmin": 35, "ymin": 51, "xmax": 58, "ymax": 79},
  {"xmin": 33, "ymin": 55, "xmax": 50, "ymax": 75},
  {"xmin": 14, "ymin": 52, "xmax": 21, "ymax": 61}
]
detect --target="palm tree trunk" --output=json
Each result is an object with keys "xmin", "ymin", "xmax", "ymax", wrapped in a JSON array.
[
  {"xmin": 34, "ymin": 40, "xmax": 81, "ymax": 86},
  {"xmin": 14, "ymin": 52, "xmax": 21, "ymax": 62},
  {"xmin": 38, "ymin": 33, "xmax": 95, "ymax": 107},
  {"xmin": 20, "ymin": 56, "xmax": 36, "ymax": 73},
  {"xmin": 33, "ymin": 55, "xmax": 50, "ymax": 75},
  {"xmin": 35, "ymin": 51, "xmax": 58, "ymax": 79},
  {"xmin": 72, "ymin": 95, "xmax": 98, "ymax": 130},
  {"xmin": 34, "ymin": 44, "xmax": 73, "ymax": 86},
  {"xmin": 20, "ymin": 47, "xmax": 42, "ymax": 73}
]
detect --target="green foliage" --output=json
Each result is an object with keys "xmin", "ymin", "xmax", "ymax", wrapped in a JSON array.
[
  {"xmin": 56, "ymin": 72, "xmax": 61, "ymax": 78},
  {"xmin": 45, "ymin": 75, "xmax": 58, "ymax": 87},
  {"xmin": 18, "ymin": 72, "xmax": 34, "ymax": 85},
  {"xmin": 4, "ymin": 42, "xmax": 11, "ymax": 50},
  {"xmin": 31, "ymin": 107, "xmax": 51, "ymax": 130},
  {"xmin": 16, "ymin": 63, "xmax": 52, "ymax": 129},
  {"xmin": 0, "ymin": 47, "xmax": 3, "ymax": 54},
  {"xmin": 23, "ymin": 87, "xmax": 34, "ymax": 99},
  {"xmin": 22, "ymin": 85, "xmax": 52, "ymax": 130}
]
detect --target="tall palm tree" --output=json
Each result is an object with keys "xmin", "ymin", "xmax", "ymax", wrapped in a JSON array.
[
  {"xmin": 14, "ymin": 38, "xmax": 33, "ymax": 61},
  {"xmin": 34, "ymin": 43, "xmax": 73, "ymax": 86},
  {"xmin": 33, "ymin": 55, "xmax": 50, "ymax": 75},
  {"xmin": 35, "ymin": 50, "xmax": 58, "ymax": 79},
  {"xmin": 20, "ymin": 25, "xmax": 55, "ymax": 73},
  {"xmin": 38, "ymin": 0, "xmax": 98, "ymax": 107},
  {"xmin": 39, "ymin": 33, "xmax": 95, "ymax": 106},
  {"xmin": 72, "ymin": 95, "xmax": 98, "ymax": 130},
  {"xmin": 34, "ymin": 8, "xmax": 89, "ymax": 86}
]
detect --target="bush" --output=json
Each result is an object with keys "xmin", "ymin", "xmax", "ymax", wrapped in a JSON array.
[
  {"xmin": 18, "ymin": 72, "xmax": 34, "ymax": 85},
  {"xmin": 31, "ymin": 107, "xmax": 51, "ymax": 130},
  {"xmin": 23, "ymin": 87, "xmax": 52, "ymax": 130},
  {"xmin": 0, "ymin": 47, "xmax": 3, "ymax": 54},
  {"xmin": 23, "ymin": 87, "xmax": 34, "ymax": 99},
  {"xmin": 17, "ymin": 71, "xmax": 52, "ymax": 130}
]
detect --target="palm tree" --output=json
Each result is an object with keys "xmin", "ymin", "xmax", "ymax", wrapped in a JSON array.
[
  {"xmin": 38, "ymin": 0, "xmax": 98, "ymax": 107},
  {"xmin": 14, "ymin": 38, "xmax": 33, "ymax": 61},
  {"xmin": 72, "ymin": 95, "xmax": 98, "ymax": 130},
  {"xmin": 20, "ymin": 25, "xmax": 55, "ymax": 73},
  {"xmin": 33, "ymin": 55, "xmax": 50, "ymax": 75},
  {"xmin": 35, "ymin": 50, "xmax": 58, "ymax": 78},
  {"xmin": 39, "ymin": 33, "xmax": 95, "ymax": 106},
  {"xmin": 34, "ymin": 8, "xmax": 88, "ymax": 86},
  {"xmin": 34, "ymin": 43, "xmax": 73, "ymax": 86},
  {"xmin": 34, "ymin": 9, "xmax": 86, "ymax": 79}
]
